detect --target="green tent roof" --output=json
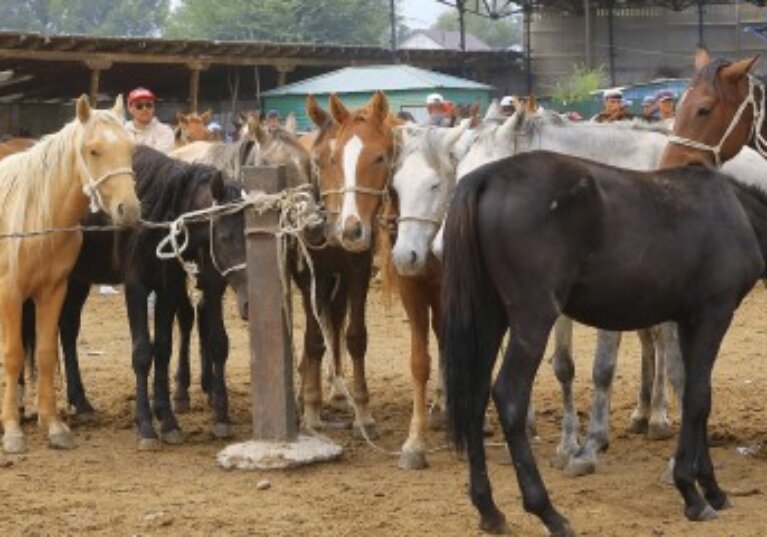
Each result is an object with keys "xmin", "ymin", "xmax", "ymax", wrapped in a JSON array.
[{"xmin": 262, "ymin": 64, "xmax": 493, "ymax": 96}]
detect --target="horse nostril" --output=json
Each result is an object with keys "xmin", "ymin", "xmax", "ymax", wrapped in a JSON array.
[
  {"xmin": 410, "ymin": 250, "xmax": 417, "ymax": 266},
  {"xmin": 351, "ymin": 221, "xmax": 362, "ymax": 240}
]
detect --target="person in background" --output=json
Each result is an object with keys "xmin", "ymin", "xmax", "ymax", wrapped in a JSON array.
[
  {"xmin": 655, "ymin": 90, "xmax": 676, "ymax": 121},
  {"xmin": 641, "ymin": 95, "xmax": 659, "ymax": 121},
  {"xmin": 265, "ymin": 109, "xmax": 281, "ymax": 131},
  {"xmin": 124, "ymin": 87, "xmax": 175, "ymax": 154},
  {"xmin": 442, "ymin": 100, "xmax": 457, "ymax": 127},
  {"xmin": 591, "ymin": 89, "xmax": 633, "ymax": 123},
  {"xmin": 208, "ymin": 120, "xmax": 223, "ymax": 141},
  {"xmin": 500, "ymin": 95, "xmax": 516, "ymax": 117},
  {"xmin": 425, "ymin": 93, "xmax": 446, "ymax": 126}
]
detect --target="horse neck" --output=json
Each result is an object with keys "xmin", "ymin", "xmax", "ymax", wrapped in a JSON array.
[
  {"xmin": 44, "ymin": 127, "xmax": 91, "ymax": 228},
  {"xmin": 730, "ymin": 179, "xmax": 767, "ymax": 274}
]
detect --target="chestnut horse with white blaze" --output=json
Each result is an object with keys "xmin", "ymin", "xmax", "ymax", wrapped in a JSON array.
[{"xmin": 0, "ymin": 95, "xmax": 140, "ymax": 454}]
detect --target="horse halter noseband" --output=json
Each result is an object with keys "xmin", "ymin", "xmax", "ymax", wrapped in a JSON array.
[
  {"xmin": 75, "ymin": 136, "xmax": 135, "ymax": 214},
  {"xmin": 668, "ymin": 75, "xmax": 767, "ymax": 167}
]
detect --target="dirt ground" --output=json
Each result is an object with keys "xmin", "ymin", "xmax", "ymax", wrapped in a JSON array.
[{"xmin": 1, "ymin": 282, "xmax": 766, "ymax": 537}]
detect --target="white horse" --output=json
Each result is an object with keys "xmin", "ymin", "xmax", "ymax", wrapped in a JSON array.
[{"xmin": 393, "ymin": 109, "xmax": 767, "ymax": 474}]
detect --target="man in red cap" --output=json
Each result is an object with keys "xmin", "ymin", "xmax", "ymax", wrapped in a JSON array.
[{"xmin": 125, "ymin": 87, "xmax": 174, "ymax": 154}]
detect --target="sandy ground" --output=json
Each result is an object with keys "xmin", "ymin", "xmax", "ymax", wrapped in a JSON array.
[{"xmin": 0, "ymin": 282, "xmax": 766, "ymax": 537}]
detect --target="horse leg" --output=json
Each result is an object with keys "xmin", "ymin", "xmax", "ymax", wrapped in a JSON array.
[
  {"xmin": 173, "ymin": 286, "xmax": 195, "ymax": 413},
  {"xmin": 648, "ymin": 323, "xmax": 674, "ymax": 440},
  {"xmin": 428, "ymin": 282, "xmax": 446, "ymax": 431},
  {"xmin": 346, "ymin": 261, "xmax": 377, "ymax": 440},
  {"xmin": 300, "ymin": 290, "xmax": 327, "ymax": 430},
  {"xmin": 152, "ymin": 290, "xmax": 183, "ymax": 444},
  {"xmin": 660, "ymin": 322, "xmax": 685, "ymax": 484},
  {"xmin": 197, "ymin": 296, "xmax": 213, "ymax": 403},
  {"xmin": 494, "ymin": 314, "xmax": 573, "ymax": 536},
  {"xmin": 674, "ymin": 312, "xmax": 733, "ymax": 521},
  {"xmin": 59, "ymin": 279, "xmax": 95, "ymax": 419},
  {"xmin": 566, "ymin": 329, "xmax": 621, "ymax": 476},
  {"xmin": 327, "ymin": 281, "xmax": 347, "ymax": 407},
  {"xmin": 200, "ymin": 283, "xmax": 232, "ymax": 439},
  {"xmin": 125, "ymin": 286, "xmax": 160, "ymax": 450},
  {"xmin": 20, "ymin": 300, "xmax": 35, "ymax": 421},
  {"xmin": 2, "ymin": 295, "xmax": 27, "ymax": 453},
  {"xmin": 398, "ymin": 276, "xmax": 431, "ymax": 470},
  {"xmin": 551, "ymin": 316, "xmax": 580, "ymax": 470},
  {"xmin": 34, "ymin": 283, "xmax": 74, "ymax": 450},
  {"xmin": 628, "ymin": 329, "xmax": 655, "ymax": 434}
]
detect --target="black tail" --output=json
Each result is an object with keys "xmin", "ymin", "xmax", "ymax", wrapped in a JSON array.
[{"xmin": 442, "ymin": 174, "xmax": 505, "ymax": 453}]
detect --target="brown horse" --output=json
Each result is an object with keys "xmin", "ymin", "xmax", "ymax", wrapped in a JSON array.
[
  {"xmin": 663, "ymin": 48, "xmax": 760, "ymax": 168},
  {"xmin": 0, "ymin": 95, "xmax": 140, "ymax": 454},
  {"xmin": 0, "ymin": 138, "xmax": 35, "ymax": 161},
  {"xmin": 175, "ymin": 109, "xmax": 215, "ymax": 146}
]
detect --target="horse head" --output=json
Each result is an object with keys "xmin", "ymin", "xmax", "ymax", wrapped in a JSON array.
[
  {"xmin": 251, "ymin": 121, "xmax": 312, "ymax": 188},
  {"xmin": 391, "ymin": 121, "xmax": 468, "ymax": 276},
  {"xmin": 77, "ymin": 94, "xmax": 140, "ymax": 226},
  {"xmin": 663, "ymin": 48, "xmax": 760, "ymax": 168},
  {"xmin": 176, "ymin": 109, "xmax": 215, "ymax": 145}
]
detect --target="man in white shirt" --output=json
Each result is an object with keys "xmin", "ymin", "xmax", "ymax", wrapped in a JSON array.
[{"xmin": 124, "ymin": 87, "xmax": 175, "ymax": 154}]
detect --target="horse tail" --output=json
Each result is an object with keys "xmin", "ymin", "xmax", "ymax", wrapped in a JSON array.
[{"xmin": 442, "ymin": 174, "xmax": 504, "ymax": 453}]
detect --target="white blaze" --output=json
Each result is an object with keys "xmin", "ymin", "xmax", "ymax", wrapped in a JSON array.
[{"xmin": 341, "ymin": 135, "xmax": 364, "ymax": 223}]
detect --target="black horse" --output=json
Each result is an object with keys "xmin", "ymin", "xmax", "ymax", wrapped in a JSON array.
[
  {"xmin": 25, "ymin": 146, "xmax": 249, "ymax": 449},
  {"xmin": 442, "ymin": 150, "xmax": 767, "ymax": 536}
]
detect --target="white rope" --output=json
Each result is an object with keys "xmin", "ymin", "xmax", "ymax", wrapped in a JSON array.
[{"xmin": 668, "ymin": 75, "xmax": 767, "ymax": 168}]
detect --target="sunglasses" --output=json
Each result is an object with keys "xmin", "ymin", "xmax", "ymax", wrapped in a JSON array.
[{"xmin": 133, "ymin": 101, "xmax": 154, "ymax": 110}]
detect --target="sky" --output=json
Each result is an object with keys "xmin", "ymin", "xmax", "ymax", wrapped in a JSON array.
[{"xmin": 400, "ymin": 0, "xmax": 451, "ymax": 29}]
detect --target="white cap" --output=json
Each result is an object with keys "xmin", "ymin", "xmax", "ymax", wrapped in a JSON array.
[
  {"xmin": 208, "ymin": 121, "xmax": 222, "ymax": 131},
  {"xmin": 603, "ymin": 88, "xmax": 623, "ymax": 100},
  {"xmin": 500, "ymin": 96, "xmax": 515, "ymax": 107},
  {"xmin": 426, "ymin": 93, "xmax": 444, "ymax": 105}
]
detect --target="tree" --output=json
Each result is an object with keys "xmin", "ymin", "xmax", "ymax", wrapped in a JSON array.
[
  {"xmin": 0, "ymin": 0, "xmax": 169, "ymax": 37},
  {"xmin": 552, "ymin": 64, "xmax": 608, "ymax": 103},
  {"xmin": 433, "ymin": 10, "xmax": 521, "ymax": 49},
  {"xmin": 166, "ymin": 0, "xmax": 390, "ymax": 45}
]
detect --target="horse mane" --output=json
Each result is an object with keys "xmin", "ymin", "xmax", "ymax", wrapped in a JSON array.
[
  {"xmin": 691, "ymin": 58, "xmax": 741, "ymax": 103},
  {"xmin": 0, "ymin": 109, "xmax": 126, "ymax": 275}
]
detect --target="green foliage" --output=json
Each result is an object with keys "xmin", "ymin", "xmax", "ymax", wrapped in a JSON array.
[
  {"xmin": 433, "ymin": 10, "xmax": 521, "ymax": 49},
  {"xmin": 0, "ymin": 0, "xmax": 169, "ymax": 36},
  {"xmin": 552, "ymin": 65, "xmax": 608, "ymax": 103},
  {"xmin": 167, "ymin": 0, "xmax": 391, "ymax": 45}
]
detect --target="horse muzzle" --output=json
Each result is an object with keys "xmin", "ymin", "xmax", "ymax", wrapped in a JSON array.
[{"xmin": 338, "ymin": 216, "xmax": 371, "ymax": 252}]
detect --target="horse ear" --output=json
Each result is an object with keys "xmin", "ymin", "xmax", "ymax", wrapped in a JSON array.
[
  {"xmin": 484, "ymin": 99, "xmax": 500, "ymax": 120},
  {"xmin": 694, "ymin": 47, "xmax": 711, "ymax": 73},
  {"xmin": 442, "ymin": 119, "xmax": 470, "ymax": 151},
  {"xmin": 369, "ymin": 90, "xmax": 389, "ymax": 123},
  {"xmin": 176, "ymin": 111, "xmax": 187, "ymax": 125},
  {"xmin": 284, "ymin": 113, "xmax": 298, "ymax": 134},
  {"xmin": 526, "ymin": 95, "xmax": 538, "ymax": 115},
  {"xmin": 201, "ymin": 109, "xmax": 213, "ymax": 123},
  {"xmin": 76, "ymin": 95, "xmax": 91, "ymax": 123},
  {"xmin": 498, "ymin": 108, "xmax": 526, "ymax": 140},
  {"xmin": 329, "ymin": 93, "xmax": 350, "ymax": 125},
  {"xmin": 210, "ymin": 172, "xmax": 226, "ymax": 203},
  {"xmin": 112, "ymin": 94, "xmax": 125, "ymax": 119},
  {"xmin": 469, "ymin": 102, "xmax": 480, "ymax": 120},
  {"xmin": 307, "ymin": 94, "xmax": 331, "ymax": 128},
  {"xmin": 720, "ymin": 55, "xmax": 760, "ymax": 82}
]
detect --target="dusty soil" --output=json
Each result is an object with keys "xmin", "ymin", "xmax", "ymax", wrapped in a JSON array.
[{"xmin": 1, "ymin": 282, "xmax": 766, "ymax": 537}]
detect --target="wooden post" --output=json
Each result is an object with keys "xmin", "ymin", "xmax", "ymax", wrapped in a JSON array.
[
  {"xmin": 242, "ymin": 165, "xmax": 298, "ymax": 442},
  {"xmin": 84, "ymin": 59, "xmax": 112, "ymax": 107},
  {"xmin": 187, "ymin": 60, "xmax": 209, "ymax": 114},
  {"xmin": 275, "ymin": 64, "xmax": 294, "ymax": 87}
]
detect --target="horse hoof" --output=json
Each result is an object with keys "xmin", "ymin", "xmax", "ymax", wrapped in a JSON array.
[
  {"xmin": 427, "ymin": 407, "xmax": 446, "ymax": 430},
  {"xmin": 565, "ymin": 456, "xmax": 597, "ymax": 477},
  {"xmin": 709, "ymin": 494, "xmax": 733, "ymax": 511},
  {"xmin": 661, "ymin": 457, "xmax": 676, "ymax": 486},
  {"xmin": 49, "ymin": 431, "xmax": 76, "ymax": 450},
  {"xmin": 137, "ymin": 438, "xmax": 162, "ymax": 452},
  {"xmin": 479, "ymin": 513, "xmax": 511, "ymax": 535},
  {"xmin": 3, "ymin": 434, "xmax": 26, "ymax": 454},
  {"xmin": 353, "ymin": 422, "xmax": 379, "ymax": 441},
  {"xmin": 174, "ymin": 398, "xmax": 191, "ymax": 414},
  {"xmin": 551, "ymin": 522, "xmax": 576, "ymax": 537},
  {"xmin": 627, "ymin": 417, "xmax": 649, "ymax": 435},
  {"xmin": 647, "ymin": 421, "xmax": 674, "ymax": 440},
  {"xmin": 161, "ymin": 429, "xmax": 185, "ymax": 445},
  {"xmin": 552, "ymin": 445, "xmax": 576, "ymax": 470},
  {"xmin": 398, "ymin": 450, "xmax": 428, "ymax": 470},
  {"xmin": 685, "ymin": 503, "xmax": 718, "ymax": 522},
  {"xmin": 211, "ymin": 422, "xmax": 233, "ymax": 440}
]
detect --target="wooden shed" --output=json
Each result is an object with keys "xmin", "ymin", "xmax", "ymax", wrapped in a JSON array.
[{"xmin": 261, "ymin": 64, "xmax": 494, "ymax": 131}]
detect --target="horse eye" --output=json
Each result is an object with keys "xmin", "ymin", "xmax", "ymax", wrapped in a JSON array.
[
  {"xmin": 697, "ymin": 106, "xmax": 712, "ymax": 116},
  {"xmin": 429, "ymin": 182, "xmax": 440, "ymax": 191},
  {"xmin": 90, "ymin": 149, "xmax": 100, "ymax": 157},
  {"xmin": 375, "ymin": 154, "xmax": 386, "ymax": 164}
]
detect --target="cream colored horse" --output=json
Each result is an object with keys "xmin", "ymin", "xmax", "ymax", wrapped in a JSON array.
[{"xmin": 0, "ymin": 95, "xmax": 140, "ymax": 453}]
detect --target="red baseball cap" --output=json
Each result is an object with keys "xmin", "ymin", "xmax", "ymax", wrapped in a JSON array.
[{"xmin": 127, "ymin": 87, "xmax": 156, "ymax": 106}]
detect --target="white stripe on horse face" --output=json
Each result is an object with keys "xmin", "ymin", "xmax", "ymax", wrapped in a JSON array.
[{"xmin": 341, "ymin": 134, "xmax": 364, "ymax": 223}]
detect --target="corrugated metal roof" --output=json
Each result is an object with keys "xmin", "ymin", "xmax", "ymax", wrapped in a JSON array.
[{"xmin": 262, "ymin": 64, "xmax": 493, "ymax": 96}]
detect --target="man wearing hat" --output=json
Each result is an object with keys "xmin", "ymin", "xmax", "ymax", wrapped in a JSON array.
[
  {"xmin": 655, "ymin": 90, "xmax": 676, "ymax": 121},
  {"xmin": 641, "ymin": 95, "xmax": 659, "ymax": 121},
  {"xmin": 265, "ymin": 109, "xmax": 281, "ymax": 131},
  {"xmin": 125, "ymin": 87, "xmax": 175, "ymax": 154},
  {"xmin": 425, "ymin": 93, "xmax": 446, "ymax": 126},
  {"xmin": 592, "ymin": 88, "xmax": 633, "ymax": 123},
  {"xmin": 500, "ymin": 95, "xmax": 516, "ymax": 117}
]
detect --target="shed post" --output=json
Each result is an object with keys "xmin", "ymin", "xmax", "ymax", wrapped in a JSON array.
[
  {"xmin": 187, "ymin": 60, "xmax": 209, "ymax": 113},
  {"xmin": 275, "ymin": 64, "xmax": 295, "ymax": 88},
  {"xmin": 84, "ymin": 59, "xmax": 112, "ymax": 106}
]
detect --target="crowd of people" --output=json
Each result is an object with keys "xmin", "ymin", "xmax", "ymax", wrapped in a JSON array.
[{"xmin": 591, "ymin": 88, "xmax": 676, "ymax": 124}]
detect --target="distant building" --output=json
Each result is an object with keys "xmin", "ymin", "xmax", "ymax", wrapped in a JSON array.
[{"xmin": 399, "ymin": 29, "xmax": 492, "ymax": 51}]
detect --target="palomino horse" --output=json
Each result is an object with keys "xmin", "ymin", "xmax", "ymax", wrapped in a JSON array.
[
  {"xmin": 442, "ymin": 62, "xmax": 767, "ymax": 535},
  {"xmin": 0, "ymin": 95, "xmax": 140, "ymax": 453},
  {"xmin": 175, "ymin": 109, "xmax": 215, "ymax": 146},
  {"xmin": 292, "ymin": 92, "xmax": 397, "ymax": 437},
  {"xmin": 662, "ymin": 48, "xmax": 762, "ymax": 168}
]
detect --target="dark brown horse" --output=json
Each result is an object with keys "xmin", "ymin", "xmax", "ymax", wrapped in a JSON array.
[{"xmin": 442, "ymin": 142, "xmax": 767, "ymax": 533}]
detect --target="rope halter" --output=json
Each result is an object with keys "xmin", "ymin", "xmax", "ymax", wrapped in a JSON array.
[
  {"xmin": 667, "ymin": 75, "xmax": 767, "ymax": 168},
  {"xmin": 75, "ymin": 144, "xmax": 135, "ymax": 214}
]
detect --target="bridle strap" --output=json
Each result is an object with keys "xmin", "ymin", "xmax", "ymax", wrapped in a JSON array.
[
  {"xmin": 667, "ymin": 75, "xmax": 766, "ymax": 167},
  {"xmin": 82, "ymin": 168, "xmax": 136, "ymax": 213},
  {"xmin": 397, "ymin": 215, "xmax": 442, "ymax": 227},
  {"xmin": 320, "ymin": 186, "xmax": 388, "ymax": 198}
]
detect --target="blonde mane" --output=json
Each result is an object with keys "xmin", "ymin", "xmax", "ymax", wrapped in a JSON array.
[{"xmin": 0, "ymin": 108, "xmax": 127, "ymax": 275}]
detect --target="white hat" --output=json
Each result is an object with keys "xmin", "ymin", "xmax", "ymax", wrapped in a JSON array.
[
  {"xmin": 500, "ymin": 96, "xmax": 515, "ymax": 107},
  {"xmin": 426, "ymin": 93, "xmax": 444, "ymax": 105},
  {"xmin": 603, "ymin": 88, "xmax": 623, "ymax": 100}
]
